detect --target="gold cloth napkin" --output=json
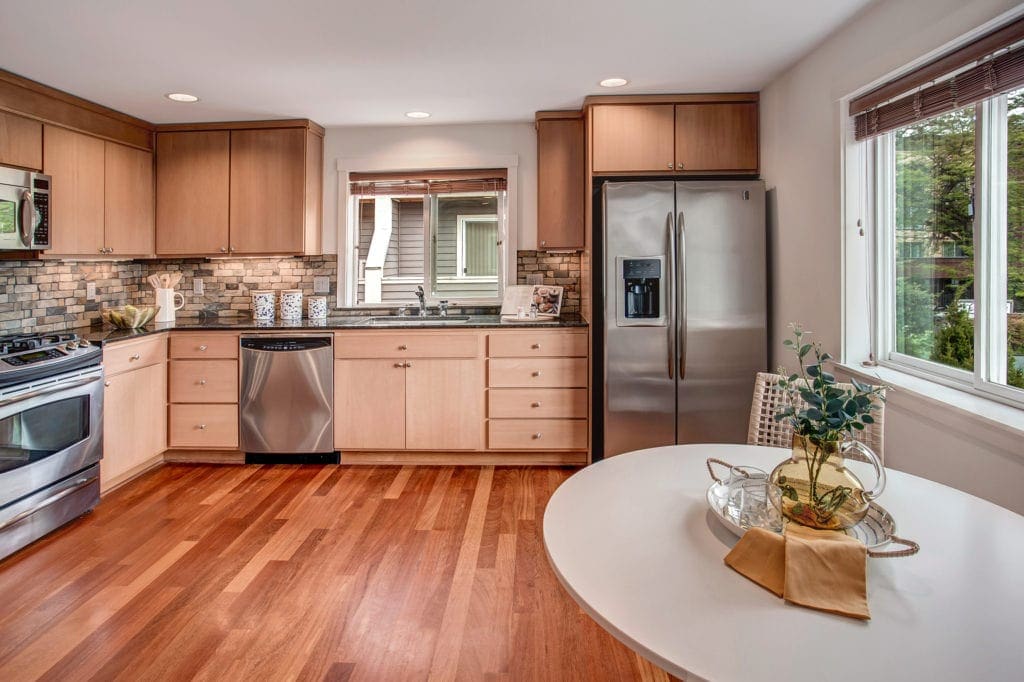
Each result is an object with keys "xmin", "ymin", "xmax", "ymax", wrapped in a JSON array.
[{"xmin": 724, "ymin": 525, "xmax": 870, "ymax": 620}]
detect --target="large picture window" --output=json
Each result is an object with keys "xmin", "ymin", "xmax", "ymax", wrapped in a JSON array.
[{"xmin": 872, "ymin": 90, "xmax": 1024, "ymax": 400}]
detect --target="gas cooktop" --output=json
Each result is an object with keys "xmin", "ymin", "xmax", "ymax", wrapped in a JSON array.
[{"xmin": 0, "ymin": 331, "xmax": 101, "ymax": 387}]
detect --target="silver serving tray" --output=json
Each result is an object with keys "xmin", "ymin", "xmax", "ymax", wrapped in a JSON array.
[{"xmin": 706, "ymin": 481, "xmax": 898, "ymax": 550}]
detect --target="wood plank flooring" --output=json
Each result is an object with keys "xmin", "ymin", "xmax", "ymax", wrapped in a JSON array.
[{"xmin": 0, "ymin": 464, "xmax": 675, "ymax": 681}]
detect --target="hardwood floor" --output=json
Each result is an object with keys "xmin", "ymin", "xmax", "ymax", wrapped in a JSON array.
[{"xmin": 0, "ymin": 464, "xmax": 674, "ymax": 681}]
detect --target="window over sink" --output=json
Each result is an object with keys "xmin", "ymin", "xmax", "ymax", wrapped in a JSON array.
[{"xmin": 346, "ymin": 170, "xmax": 510, "ymax": 306}]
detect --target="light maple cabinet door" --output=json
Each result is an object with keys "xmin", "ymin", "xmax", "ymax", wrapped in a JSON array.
[
  {"xmin": 43, "ymin": 125, "xmax": 105, "ymax": 256},
  {"xmin": 229, "ymin": 128, "xmax": 306, "ymax": 254},
  {"xmin": 334, "ymin": 359, "xmax": 407, "ymax": 450},
  {"xmin": 674, "ymin": 102, "xmax": 758, "ymax": 173},
  {"xmin": 405, "ymin": 359, "xmax": 484, "ymax": 450},
  {"xmin": 0, "ymin": 111, "xmax": 42, "ymax": 170},
  {"xmin": 536, "ymin": 114, "xmax": 585, "ymax": 249},
  {"xmin": 104, "ymin": 142, "xmax": 155, "ymax": 256},
  {"xmin": 155, "ymin": 131, "xmax": 230, "ymax": 255},
  {"xmin": 102, "ymin": 362, "xmax": 166, "ymax": 492},
  {"xmin": 591, "ymin": 104, "xmax": 675, "ymax": 173}
]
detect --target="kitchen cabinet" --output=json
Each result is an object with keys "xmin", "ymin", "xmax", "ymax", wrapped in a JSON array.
[
  {"xmin": 0, "ymin": 111, "xmax": 42, "ymax": 170},
  {"xmin": 405, "ymin": 359, "xmax": 484, "ymax": 450},
  {"xmin": 101, "ymin": 334, "xmax": 167, "ymax": 492},
  {"xmin": 104, "ymin": 141, "xmax": 155, "ymax": 256},
  {"xmin": 588, "ymin": 97, "xmax": 759, "ymax": 175},
  {"xmin": 167, "ymin": 332, "xmax": 239, "ymax": 449},
  {"xmin": 334, "ymin": 359, "xmax": 407, "ymax": 450},
  {"xmin": 155, "ymin": 123, "xmax": 323, "ymax": 256},
  {"xmin": 155, "ymin": 131, "xmax": 231, "ymax": 255},
  {"xmin": 43, "ymin": 125, "xmax": 105, "ymax": 255},
  {"xmin": 536, "ymin": 112, "xmax": 585, "ymax": 250}
]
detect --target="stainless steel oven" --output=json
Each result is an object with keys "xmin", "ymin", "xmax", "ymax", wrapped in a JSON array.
[
  {"xmin": 0, "ymin": 166, "xmax": 51, "ymax": 251},
  {"xmin": 0, "ymin": 364, "xmax": 103, "ymax": 560}
]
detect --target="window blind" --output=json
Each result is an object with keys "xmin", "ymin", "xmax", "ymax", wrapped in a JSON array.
[
  {"xmin": 851, "ymin": 16, "xmax": 1024, "ymax": 140},
  {"xmin": 349, "ymin": 169, "xmax": 507, "ymax": 196}
]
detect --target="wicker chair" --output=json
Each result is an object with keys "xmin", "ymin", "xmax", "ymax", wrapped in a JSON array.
[{"xmin": 746, "ymin": 372, "xmax": 885, "ymax": 462}]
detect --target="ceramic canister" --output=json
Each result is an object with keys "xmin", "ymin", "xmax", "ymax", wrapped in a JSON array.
[
  {"xmin": 280, "ymin": 290, "xmax": 303, "ymax": 320},
  {"xmin": 308, "ymin": 296, "xmax": 327, "ymax": 320},
  {"xmin": 251, "ymin": 290, "xmax": 276, "ymax": 320}
]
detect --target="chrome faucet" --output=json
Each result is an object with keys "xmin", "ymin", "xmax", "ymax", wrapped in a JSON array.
[
  {"xmin": 414, "ymin": 285, "xmax": 427, "ymax": 316},
  {"xmin": 438, "ymin": 300, "xmax": 449, "ymax": 317}
]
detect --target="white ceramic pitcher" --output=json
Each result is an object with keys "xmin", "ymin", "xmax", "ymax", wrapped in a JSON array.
[{"xmin": 155, "ymin": 288, "xmax": 185, "ymax": 323}]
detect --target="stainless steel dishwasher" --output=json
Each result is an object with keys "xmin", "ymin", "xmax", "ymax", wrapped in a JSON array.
[{"xmin": 239, "ymin": 335, "xmax": 335, "ymax": 459}]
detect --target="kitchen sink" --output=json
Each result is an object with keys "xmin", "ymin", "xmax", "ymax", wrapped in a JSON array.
[{"xmin": 358, "ymin": 315, "xmax": 472, "ymax": 326}]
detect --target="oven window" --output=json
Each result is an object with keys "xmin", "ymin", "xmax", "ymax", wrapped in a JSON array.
[
  {"xmin": 0, "ymin": 396, "xmax": 90, "ymax": 473},
  {"xmin": 0, "ymin": 199, "xmax": 15, "ymax": 235}
]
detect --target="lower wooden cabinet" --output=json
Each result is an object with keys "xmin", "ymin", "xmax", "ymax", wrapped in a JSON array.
[
  {"xmin": 334, "ymin": 359, "xmax": 407, "ymax": 450},
  {"xmin": 168, "ymin": 404, "xmax": 238, "ymax": 449},
  {"xmin": 101, "ymin": 336, "xmax": 167, "ymax": 492}
]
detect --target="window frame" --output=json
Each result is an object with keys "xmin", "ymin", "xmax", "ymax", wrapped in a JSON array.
[
  {"xmin": 455, "ymin": 213, "xmax": 500, "ymax": 280},
  {"xmin": 870, "ymin": 94, "xmax": 1024, "ymax": 407}
]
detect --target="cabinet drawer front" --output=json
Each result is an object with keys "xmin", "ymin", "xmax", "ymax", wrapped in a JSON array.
[
  {"xmin": 168, "ymin": 404, "xmax": 238, "ymax": 448},
  {"xmin": 169, "ymin": 333, "xmax": 239, "ymax": 359},
  {"xmin": 169, "ymin": 360, "xmax": 238, "ymax": 403},
  {"xmin": 488, "ymin": 358, "xmax": 587, "ymax": 388},
  {"xmin": 104, "ymin": 334, "xmax": 167, "ymax": 376},
  {"xmin": 334, "ymin": 332, "xmax": 481, "ymax": 358},
  {"xmin": 488, "ymin": 331, "xmax": 586, "ymax": 358},
  {"xmin": 488, "ymin": 388, "xmax": 586, "ymax": 419},
  {"xmin": 488, "ymin": 419, "xmax": 587, "ymax": 450}
]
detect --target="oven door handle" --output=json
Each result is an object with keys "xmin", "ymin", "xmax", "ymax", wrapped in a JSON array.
[
  {"xmin": 0, "ymin": 473, "xmax": 98, "ymax": 532},
  {"xmin": 0, "ymin": 375, "xmax": 102, "ymax": 408}
]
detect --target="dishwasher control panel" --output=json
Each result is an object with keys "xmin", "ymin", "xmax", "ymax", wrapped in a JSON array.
[{"xmin": 240, "ymin": 336, "xmax": 332, "ymax": 352}]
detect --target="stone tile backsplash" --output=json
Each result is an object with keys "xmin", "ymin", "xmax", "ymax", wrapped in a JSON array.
[{"xmin": 0, "ymin": 250, "xmax": 582, "ymax": 334}]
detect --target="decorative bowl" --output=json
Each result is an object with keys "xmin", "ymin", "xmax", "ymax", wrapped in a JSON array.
[{"xmin": 101, "ymin": 305, "xmax": 161, "ymax": 329}]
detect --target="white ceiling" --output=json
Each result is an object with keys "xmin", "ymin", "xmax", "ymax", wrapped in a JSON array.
[{"xmin": 0, "ymin": 0, "xmax": 873, "ymax": 127}]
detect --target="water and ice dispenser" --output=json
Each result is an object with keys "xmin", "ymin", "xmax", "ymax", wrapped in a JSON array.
[{"xmin": 616, "ymin": 256, "xmax": 666, "ymax": 326}]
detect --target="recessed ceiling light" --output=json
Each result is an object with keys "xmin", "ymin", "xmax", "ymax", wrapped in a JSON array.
[
  {"xmin": 405, "ymin": 111, "xmax": 431, "ymax": 119},
  {"xmin": 599, "ymin": 78, "xmax": 629, "ymax": 88},
  {"xmin": 165, "ymin": 92, "xmax": 199, "ymax": 103}
]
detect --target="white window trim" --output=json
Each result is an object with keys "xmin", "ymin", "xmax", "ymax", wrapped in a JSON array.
[
  {"xmin": 455, "ymin": 214, "xmax": 499, "ymax": 279},
  {"xmin": 335, "ymin": 154, "xmax": 519, "ymax": 308}
]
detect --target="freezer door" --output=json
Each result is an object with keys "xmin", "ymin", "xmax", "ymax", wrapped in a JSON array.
[
  {"xmin": 675, "ymin": 181, "xmax": 767, "ymax": 444},
  {"xmin": 603, "ymin": 181, "xmax": 677, "ymax": 457}
]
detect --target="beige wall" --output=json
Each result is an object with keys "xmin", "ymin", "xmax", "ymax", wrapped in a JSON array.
[{"xmin": 760, "ymin": 0, "xmax": 1024, "ymax": 513}]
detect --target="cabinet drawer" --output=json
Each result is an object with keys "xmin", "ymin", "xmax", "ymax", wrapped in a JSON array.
[
  {"xmin": 169, "ymin": 360, "xmax": 238, "ymax": 403},
  {"xmin": 488, "ymin": 388, "xmax": 587, "ymax": 419},
  {"xmin": 104, "ymin": 334, "xmax": 167, "ymax": 376},
  {"xmin": 488, "ymin": 330, "xmax": 586, "ymax": 358},
  {"xmin": 488, "ymin": 358, "xmax": 587, "ymax": 388},
  {"xmin": 168, "ymin": 404, "xmax": 238, "ymax": 448},
  {"xmin": 334, "ymin": 331, "xmax": 481, "ymax": 358},
  {"xmin": 169, "ymin": 333, "xmax": 239, "ymax": 359},
  {"xmin": 488, "ymin": 419, "xmax": 587, "ymax": 450}
]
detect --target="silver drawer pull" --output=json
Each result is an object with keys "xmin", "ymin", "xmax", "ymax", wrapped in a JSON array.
[
  {"xmin": 532, "ymin": 433, "xmax": 542, "ymax": 439},
  {"xmin": 199, "ymin": 379, "xmax": 207, "ymax": 385},
  {"xmin": 104, "ymin": 381, "xmax": 111, "ymax": 387},
  {"xmin": 531, "ymin": 401, "xmax": 541, "ymax": 408},
  {"xmin": 405, "ymin": 362, "xmax": 413, "ymax": 368},
  {"xmin": 130, "ymin": 353, "xmax": 141, "ymax": 361},
  {"xmin": 531, "ymin": 343, "xmax": 541, "ymax": 350},
  {"xmin": 394, "ymin": 362, "xmax": 404, "ymax": 368},
  {"xmin": 198, "ymin": 345, "xmax": 208, "ymax": 351},
  {"xmin": 398, "ymin": 344, "xmax": 408, "ymax": 351},
  {"xmin": 198, "ymin": 424, "xmax": 207, "ymax": 430},
  {"xmin": 532, "ymin": 370, "xmax": 542, "ymax": 377}
]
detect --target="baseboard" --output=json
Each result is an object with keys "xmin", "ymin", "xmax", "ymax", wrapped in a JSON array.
[
  {"xmin": 163, "ymin": 450, "xmax": 245, "ymax": 464},
  {"xmin": 100, "ymin": 454, "xmax": 164, "ymax": 495},
  {"xmin": 340, "ymin": 451, "xmax": 589, "ymax": 466}
]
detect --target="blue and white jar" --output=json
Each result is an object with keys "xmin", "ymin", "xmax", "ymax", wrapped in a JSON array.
[
  {"xmin": 308, "ymin": 296, "xmax": 327, "ymax": 320},
  {"xmin": 251, "ymin": 290, "xmax": 275, "ymax": 321},
  {"xmin": 280, "ymin": 290, "xmax": 303, "ymax": 320}
]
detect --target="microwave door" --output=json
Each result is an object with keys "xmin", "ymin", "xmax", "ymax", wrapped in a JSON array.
[{"xmin": 0, "ymin": 186, "xmax": 21, "ymax": 250}]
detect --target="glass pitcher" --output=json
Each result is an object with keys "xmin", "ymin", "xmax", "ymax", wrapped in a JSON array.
[{"xmin": 768, "ymin": 434, "xmax": 886, "ymax": 530}]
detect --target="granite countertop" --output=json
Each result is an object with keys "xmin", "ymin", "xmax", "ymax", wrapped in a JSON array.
[{"xmin": 85, "ymin": 313, "xmax": 588, "ymax": 345}]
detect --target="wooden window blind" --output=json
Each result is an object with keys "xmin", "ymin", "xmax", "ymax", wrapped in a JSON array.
[
  {"xmin": 349, "ymin": 169, "xmax": 507, "ymax": 196},
  {"xmin": 851, "ymin": 16, "xmax": 1024, "ymax": 140}
]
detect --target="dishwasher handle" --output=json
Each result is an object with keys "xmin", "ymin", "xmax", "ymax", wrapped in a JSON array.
[{"xmin": 240, "ymin": 336, "xmax": 333, "ymax": 352}]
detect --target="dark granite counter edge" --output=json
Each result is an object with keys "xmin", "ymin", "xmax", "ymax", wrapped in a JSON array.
[{"xmin": 86, "ymin": 315, "xmax": 588, "ymax": 345}]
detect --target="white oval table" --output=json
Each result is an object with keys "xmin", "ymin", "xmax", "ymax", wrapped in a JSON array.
[{"xmin": 543, "ymin": 444, "xmax": 1024, "ymax": 682}]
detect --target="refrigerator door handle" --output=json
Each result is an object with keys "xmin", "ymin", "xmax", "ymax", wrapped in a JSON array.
[
  {"xmin": 666, "ymin": 211, "xmax": 676, "ymax": 379},
  {"xmin": 677, "ymin": 211, "xmax": 686, "ymax": 379}
]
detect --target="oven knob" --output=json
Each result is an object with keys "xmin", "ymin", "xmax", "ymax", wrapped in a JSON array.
[
  {"xmin": 79, "ymin": 339, "xmax": 91, "ymax": 347},
  {"xmin": 66, "ymin": 341, "xmax": 78, "ymax": 350}
]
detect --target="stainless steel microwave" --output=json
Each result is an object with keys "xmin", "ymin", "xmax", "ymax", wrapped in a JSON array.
[{"xmin": 0, "ymin": 167, "xmax": 51, "ymax": 250}]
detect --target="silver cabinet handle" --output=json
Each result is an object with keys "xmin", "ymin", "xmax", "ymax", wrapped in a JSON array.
[
  {"xmin": 98, "ymin": 247, "xmax": 106, "ymax": 253},
  {"xmin": 130, "ymin": 353, "xmax": 141, "ymax": 361},
  {"xmin": 394, "ymin": 362, "xmax": 404, "ymax": 368},
  {"xmin": 540, "ymin": 240, "xmax": 546, "ymax": 247},
  {"xmin": 405, "ymin": 362, "xmax": 412, "ymax": 368},
  {"xmin": 104, "ymin": 381, "xmax": 111, "ymax": 387},
  {"xmin": 531, "ymin": 343, "xmax": 541, "ymax": 350},
  {"xmin": 398, "ymin": 344, "xmax": 408, "ymax": 350},
  {"xmin": 532, "ymin": 370, "xmax": 542, "ymax": 377},
  {"xmin": 219, "ymin": 247, "xmax": 227, "ymax": 253},
  {"xmin": 199, "ymin": 379, "xmax": 207, "ymax": 385},
  {"xmin": 198, "ymin": 424, "xmax": 207, "ymax": 430},
  {"xmin": 666, "ymin": 162, "xmax": 673, "ymax": 169},
  {"xmin": 229, "ymin": 246, "xmax": 235, "ymax": 252},
  {"xmin": 667, "ymin": 211, "xmax": 676, "ymax": 380},
  {"xmin": 531, "ymin": 401, "xmax": 541, "ymax": 408},
  {"xmin": 532, "ymin": 433, "xmax": 542, "ymax": 439},
  {"xmin": 677, "ymin": 163, "xmax": 685, "ymax": 170},
  {"xmin": 198, "ymin": 345, "xmax": 207, "ymax": 351},
  {"xmin": 678, "ymin": 211, "xmax": 687, "ymax": 379}
]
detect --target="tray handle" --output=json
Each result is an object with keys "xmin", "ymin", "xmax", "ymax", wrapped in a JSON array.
[
  {"xmin": 706, "ymin": 457, "xmax": 735, "ymax": 484},
  {"xmin": 867, "ymin": 535, "xmax": 920, "ymax": 558}
]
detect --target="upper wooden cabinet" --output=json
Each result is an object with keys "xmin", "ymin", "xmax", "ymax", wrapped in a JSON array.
[
  {"xmin": 536, "ymin": 112, "xmax": 585, "ymax": 250},
  {"xmin": 155, "ymin": 131, "xmax": 231, "ymax": 255},
  {"xmin": 155, "ymin": 122, "xmax": 323, "ymax": 257},
  {"xmin": 104, "ymin": 141, "xmax": 155, "ymax": 256},
  {"xmin": 0, "ymin": 111, "xmax": 42, "ymax": 170},
  {"xmin": 43, "ymin": 125, "xmax": 105, "ymax": 256},
  {"xmin": 588, "ymin": 96, "xmax": 759, "ymax": 175}
]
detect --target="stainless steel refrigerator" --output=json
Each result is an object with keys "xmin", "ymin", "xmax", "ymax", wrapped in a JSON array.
[{"xmin": 600, "ymin": 180, "xmax": 767, "ymax": 457}]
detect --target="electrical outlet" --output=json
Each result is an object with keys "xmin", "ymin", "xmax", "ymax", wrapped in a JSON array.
[
  {"xmin": 313, "ymin": 276, "xmax": 330, "ymax": 294},
  {"xmin": 86, "ymin": 282, "xmax": 97, "ymax": 301},
  {"xmin": 526, "ymin": 273, "xmax": 543, "ymax": 285},
  {"xmin": 193, "ymin": 278, "xmax": 204, "ymax": 295}
]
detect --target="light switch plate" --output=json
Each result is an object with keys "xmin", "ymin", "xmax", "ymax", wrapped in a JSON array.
[
  {"xmin": 193, "ymin": 278, "xmax": 204, "ymax": 295},
  {"xmin": 313, "ymin": 276, "xmax": 330, "ymax": 294},
  {"xmin": 86, "ymin": 282, "xmax": 97, "ymax": 301},
  {"xmin": 526, "ymin": 273, "xmax": 544, "ymax": 285}
]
